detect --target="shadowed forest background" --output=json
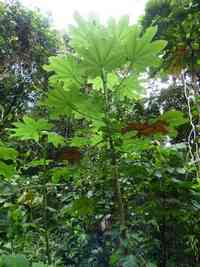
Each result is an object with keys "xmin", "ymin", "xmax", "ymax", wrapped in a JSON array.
[{"xmin": 1, "ymin": 0, "xmax": 200, "ymax": 266}]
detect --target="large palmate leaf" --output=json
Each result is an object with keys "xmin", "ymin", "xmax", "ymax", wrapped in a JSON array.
[
  {"xmin": 69, "ymin": 13, "xmax": 127, "ymax": 76},
  {"xmin": 44, "ymin": 55, "xmax": 84, "ymax": 88},
  {"xmin": 117, "ymin": 75, "xmax": 144, "ymax": 100},
  {"xmin": 68, "ymin": 14, "xmax": 166, "ymax": 77},
  {"xmin": 11, "ymin": 116, "xmax": 52, "ymax": 142},
  {"xmin": 44, "ymin": 87, "xmax": 72, "ymax": 118},
  {"xmin": 45, "ymin": 87, "xmax": 104, "ymax": 121},
  {"xmin": 123, "ymin": 26, "xmax": 167, "ymax": 72},
  {"xmin": 107, "ymin": 15, "xmax": 130, "ymax": 41},
  {"xmin": 75, "ymin": 91, "xmax": 104, "ymax": 121}
]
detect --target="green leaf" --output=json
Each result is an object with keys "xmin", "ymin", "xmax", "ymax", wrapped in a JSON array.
[
  {"xmin": 74, "ymin": 91, "xmax": 104, "ymax": 121},
  {"xmin": 26, "ymin": 159, "xmax": 52, "ymax": 167},
  {"xmin": 89, "ymin": 72, "xmax": 119, "ymax": 91},
  {"xmin": 107, "ymin": 15, "xmax": 130, "ymax": 40},
  {"xmin": 47, "ymin": 132, "xmax": 65, "ymax": 147},
  {"xmin": 32, "ymin": 263, "xmax": 49, "ymax": 267},
  {"xmin": 43, "ymin": 86, "xmax": 72, "ymax": 118},
  {"xmin": 44, "ymin": 55, "xmax": 84, "ymax": 88},
  {"xmin": 70, "ymin": 136, "xmax": 91, "ymax": 147},
  {"xmin": 11, "ymin": 116, "xmax": 52, "ymax": 142},
  {"xmin": 172, "ymin": 178, "xmax": 193, "ymax": 189},
  {"xmin": 107, "ymin": 73, "xmax": 119, "ymax": 89},
  {"xmin": 51, "ymin": 167, "xmax": 69, "ymax": 183},
  {"xmin": 124, "ymin": 25, "xmax": 167, "ymax": 72},
  {"xmin": 142, "ymin": 26, "xmax": 158, "ymax": 43},
  {"xmin": 0, "ymin": 161, "xmax": 16, "ymax": 179},
  {"xmin": 122, "ymin": 255, "xmax": 138, "ymax": 267},
  {"xmin": 160, "ymin": 110, "xmax": 188, "ymax": 127},
  {"xmin": 123, "ymin": 26, "xmax": 140, "ymax": 64},
  {"xmin": 70, "ymin": 197, "xmax": 94, "ymax": 217},
  {"xmin": 45, "ymin": 86, "xmax": 104, "ymax": 121},
  {"xmin": 88, "ymin": 76, "xmax": 103, "ymax": 90},
  {"xmin": 0, "ymin": 145, "xmax": 18, "ymax": 161},
  {"xmin": 117, "ymin": 75, "xmax": 144, "ymax": 100},
  {"xmin": 0, "ymin": 254, "xmax": 29, "ymax": 267},
  {"xmin": 69, "ymin": 13, "xmax": 126, "ymax": 76},
  {"xmin": 146, "ymin": 263, "xmax": 157, "ymax": 267},
  {"xmin": 122, "ymin": 136, "xmax": 151, "ymax": 153},
  {"xmin": 110, "ymin": 252, "xmax": 121, "ymax": 266}
]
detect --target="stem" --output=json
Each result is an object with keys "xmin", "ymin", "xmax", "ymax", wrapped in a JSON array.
[
  {"xmin": 101, "ymin": 69, "xmax": 126, "ymax": 227},
  {"xmin": 43, "ymin": 186, "xmax": 51, "ymax": 265},
  {"xmin": 159, "ymin": 192, "xmax": 167, "ymax": 267},
  {"xmin": 41, "ymin": 140, "xmax": 51, "ymax": 266},
  {"xmin": 110, "ymin": 138, "xmax": 126, "ymax": 227}
]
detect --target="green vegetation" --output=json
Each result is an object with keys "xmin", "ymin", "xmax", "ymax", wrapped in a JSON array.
[{"xmin": 1, "ymin": 0, "xmax": 200, "ymax": 266}]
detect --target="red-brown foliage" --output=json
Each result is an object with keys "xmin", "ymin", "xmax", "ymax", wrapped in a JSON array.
[
  {"xmin": 50, "ymin": 147, "xmax": 81, "ymax": 163},
  {"xmin": 122, "ymin": 120, "xmax": 169, "ymax": 136}
]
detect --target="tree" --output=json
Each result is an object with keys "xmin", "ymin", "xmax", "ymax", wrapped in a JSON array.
[
  {"xmin": 142, "ymin": 0, "xmax": 200, "ymax": 177},
  {"xmin": 141, "ymin": 2, "xmax": 200, "ymax": 266},
  {"xmin": 141, "ymin": 0, "xmax": 200, "ymax": 77},
  {"xmin": 0, "ymin": 0, "xmax": 60, "ymax": 128}
]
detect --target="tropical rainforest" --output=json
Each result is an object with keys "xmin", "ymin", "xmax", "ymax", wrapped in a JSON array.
[{"xmin": 0, "ymin": 0, "xmax": 200, "ymax": 266}]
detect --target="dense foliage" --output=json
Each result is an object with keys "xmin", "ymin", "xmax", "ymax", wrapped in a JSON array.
[
  {"xmin": 0, "ymin": 0, "xmax": 60, "ymax": 128},
  {"xmin": 1, "ymin": 1, "xmax": 200, "ymax": 267}
]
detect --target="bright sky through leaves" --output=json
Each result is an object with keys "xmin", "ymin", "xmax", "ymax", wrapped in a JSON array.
[{"xmin": 21, "ymin": 0, "xmax": 148, "ymax": 29}]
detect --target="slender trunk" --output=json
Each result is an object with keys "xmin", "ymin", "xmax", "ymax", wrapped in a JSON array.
[
  {"xmin": 159, "ymin": 192, "xmax": 167, "ymax": 267},
  {"xmin": 42, "ymin": 142, "xmax": 51, "ymax": 266},
  {"xmin": 43, "ymin": 186, "xmax": 51, "ymax": 265},
  {"xmin": 101, "ymin": 69, "xmax": 126, "ymax": 228},
  {"xmin": 159, "ymin": 218, "xmax": 167, "ymax": 267},
  {"xmin": 109, "ymin": 137, "xmax": 126, "ymax": 227}
]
